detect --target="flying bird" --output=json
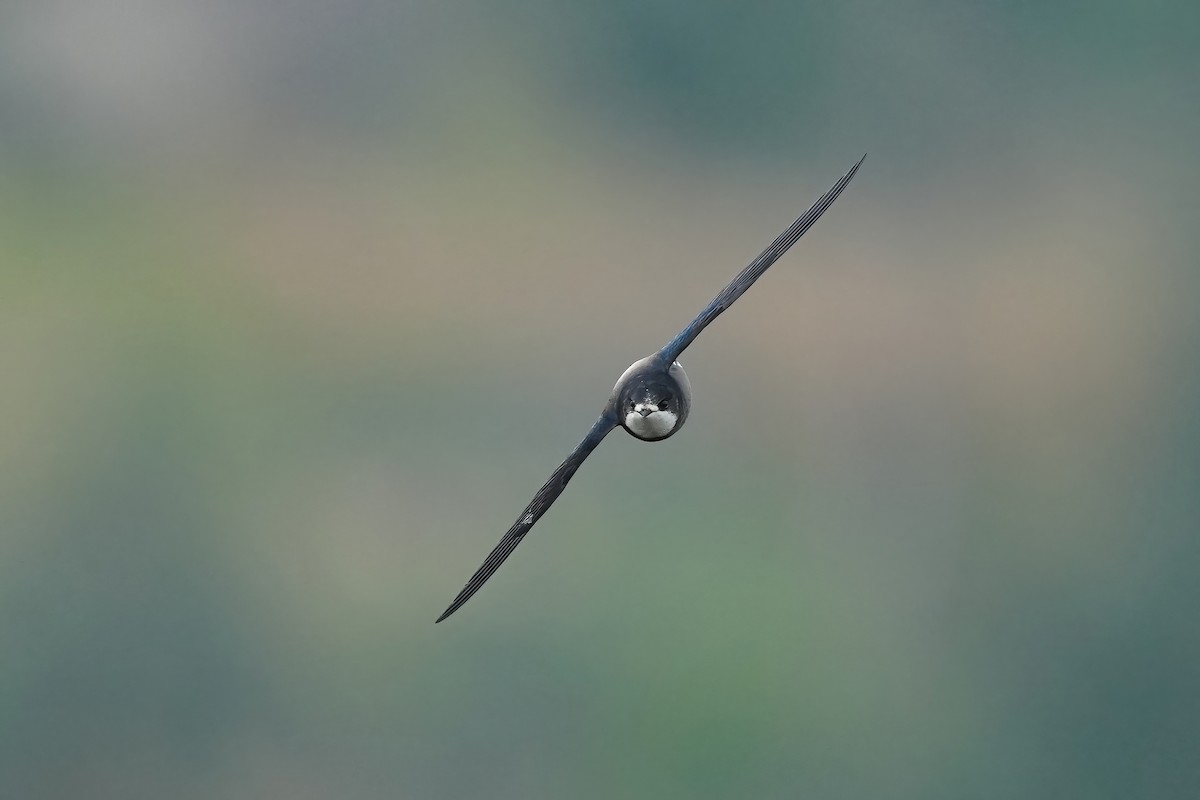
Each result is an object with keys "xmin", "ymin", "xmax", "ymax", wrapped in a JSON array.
[{"xmin": 436, "ymin": 155, "xmax": 865, "ymax": 622}]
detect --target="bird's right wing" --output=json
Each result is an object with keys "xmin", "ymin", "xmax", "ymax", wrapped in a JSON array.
[{"xmin": 435, "ymin": 411, "xmax": 618, "ymax": 622}]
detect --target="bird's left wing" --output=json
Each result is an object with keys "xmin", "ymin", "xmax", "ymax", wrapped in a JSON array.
[
  {"xmin": 435, "ymin": 411, "xmax": 618, "ymax": 622},
  {"xmin": 657, "ymin": 155, "xmax": 865, "ymax": 364}
]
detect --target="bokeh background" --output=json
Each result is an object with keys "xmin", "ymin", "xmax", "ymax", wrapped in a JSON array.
[{"xmin": 3, "ymin": 1, "xmax": 1198, "ymax": 797}]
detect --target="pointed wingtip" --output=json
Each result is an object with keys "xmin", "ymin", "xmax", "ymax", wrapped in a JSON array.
[{"xmin": 435, "ymin": 588, "xmax": 474, "ymax": 623}]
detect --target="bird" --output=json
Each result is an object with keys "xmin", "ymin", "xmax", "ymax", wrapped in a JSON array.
[{"xmin": 436, "ymin": 155, "xmax": 866, "ymax": 622}]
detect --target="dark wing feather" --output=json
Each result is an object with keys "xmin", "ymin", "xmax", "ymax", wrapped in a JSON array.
[
  {"xmin": 657, "ymin": 154, "xmax": 866, "ymax": 364},
  {"xmin": 435, "ymin": 412, "xmax": 618, "ymax": 622}
]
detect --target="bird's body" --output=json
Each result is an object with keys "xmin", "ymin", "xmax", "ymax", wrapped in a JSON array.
[
  {"xmin": 436, "ymin": 156, "xmax": 866, "ymax": 622},
  {"xmin": 613, "ymin": 356, "xmax": 691, "ymax": 441}
]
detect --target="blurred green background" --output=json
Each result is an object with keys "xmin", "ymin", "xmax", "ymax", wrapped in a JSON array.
[{"xmin": 2, "ymin": 1, "xmax": 1198, "ymax": 797}]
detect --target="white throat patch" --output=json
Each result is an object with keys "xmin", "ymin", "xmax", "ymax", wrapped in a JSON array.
[{"xmin": 625, "ymin": 408, "xmax": 678, "ymax": 439}]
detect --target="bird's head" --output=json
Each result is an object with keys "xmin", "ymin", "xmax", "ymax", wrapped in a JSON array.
[{"xmin": 613, "ymin": 357, "xmax": 691, "ymax": 442}]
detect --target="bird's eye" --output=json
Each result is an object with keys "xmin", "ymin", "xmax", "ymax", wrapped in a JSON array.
[{"xmin": 658, "ymin": 399, "xmax": 669, "ymax": 411}]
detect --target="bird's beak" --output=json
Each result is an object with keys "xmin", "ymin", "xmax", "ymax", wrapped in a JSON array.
[{"xmin": 635, "ymin": 404, "xmax": 654, "ymax": 417}]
